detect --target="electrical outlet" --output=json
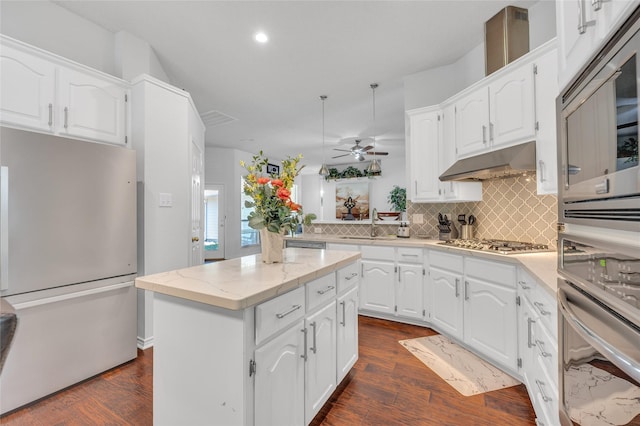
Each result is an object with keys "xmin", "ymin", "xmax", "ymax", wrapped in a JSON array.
[{"xmin": 412, "ymin": 213, "xmax": 424, "ymax": 224}]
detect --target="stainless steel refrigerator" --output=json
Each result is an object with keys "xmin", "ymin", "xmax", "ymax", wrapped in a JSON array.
[{"xmin": 0, "ymin": 127, "xmax": 137, "ymax": 414}]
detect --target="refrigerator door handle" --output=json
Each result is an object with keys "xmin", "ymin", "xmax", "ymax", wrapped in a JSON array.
[
  {"xmin": 1, "ymin": 166, "xmax": 8, "ymax": 291},
  {"xmin": 10, "ymin": 281, "xmax": 133, "ymax": 310}
]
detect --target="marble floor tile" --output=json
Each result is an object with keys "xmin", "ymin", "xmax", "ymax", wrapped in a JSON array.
[
  {"xmin": 399, "ymin": 334, "xmax": 520, "ymax": 396},
  {"xmin": 565, "ymin": 364, "xmax": 640, "ymax": 426}
]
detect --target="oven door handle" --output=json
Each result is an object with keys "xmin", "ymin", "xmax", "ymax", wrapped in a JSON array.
[{"xmin": 558, "ymin": 285, "xmax": 640, "ymax": 382}]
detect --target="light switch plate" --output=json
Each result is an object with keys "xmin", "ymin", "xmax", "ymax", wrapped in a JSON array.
[
  {"xmin": 159, "ymin": 192, "xmax": 173, "ymax": 207},
  {"xmin": 412, "ymin": 214, "xmax": 424, "ymax": 224}
]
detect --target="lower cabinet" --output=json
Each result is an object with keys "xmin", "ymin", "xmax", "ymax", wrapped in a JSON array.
[
  {"xmin": 428, "ymin": 251, "xmax": 464, "ymax": 340},
  {"xmin": 254, "ymin": 323, "xmax": 306, "ymax": 425},
  {"xmin": 337, "ymin": 286, "xmax": 358, "ymax": 382},
  {"xmin": 304, "ymin": 301, "xmax": 337, "ymax": 425},
  {"xmin": 360, "ymin": 259, "xmax": 396, "ymax": 314}
]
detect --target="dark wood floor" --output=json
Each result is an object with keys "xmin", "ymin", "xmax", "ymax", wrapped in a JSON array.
[{"xmin": 1, "ymin": 316, "xmax": 535, "ymax": 425}]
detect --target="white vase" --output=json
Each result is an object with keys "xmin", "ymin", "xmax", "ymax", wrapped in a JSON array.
[{"xmin": 260, "ymin": 229, "xmax": 284, "ymax": 263}]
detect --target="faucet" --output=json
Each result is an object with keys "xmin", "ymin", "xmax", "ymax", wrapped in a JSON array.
[{"xmin": 370, "ymin": 208, "xmax": 378, "ymax": 237}]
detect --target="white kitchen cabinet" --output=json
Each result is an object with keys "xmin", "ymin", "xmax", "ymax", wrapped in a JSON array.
[
  {"xmin": 428, "ymin": 250, "xmax": 464, "ymax": 341},
  {"xmin": 455, "ymin": 63, "xmax": 535, "ymax": 158},
  {"xmin": 255, "ymin": 321, "xmax": 306, "ymax": 426},
  {"xmin": 0, "ymin": 43, "xmax": 56, "ymax": 133},
  {"xmin": 304, "ymin": 301, "xmax": 337, "ymax": 425},
  {"xmin": 489, "ymin": 63, "xmax": 536, "ymax": 149},
  {"xmin": 517, "ymin": 267, "xmax": 559, "ymax": 426},
  {"xmin": 556, "ymin": 0, "xmax": 639, "ymax": 90},
  {"xmin": 533, "ymin": 46, "xmax": 559, "ymax": 195},
  {"xmin": 463, "ymin": 257, "xmax": 517, "ymax": 371},
  {"xmin": 57, "ymin": 68, "xmax": 127, "ymax": 146},
  {"xmin": 454, "ymin": 87, "xmax": 490, "ymax": 157},
  {"xmin": 0, "ymin": 35, "xmax": 129, "ymax": 146},
  {"xmin": 336, "ymin": 286, "xmax": 358, "ymax": 382},
  {"xmin": 407, "ymin": 106, "xmax": 441, "ymax": 202},
  {"xmin": 360, "ymin": 260, "xmax": 396, "ymax": 314},
  {"xmin": 396, "ymin": 255, "xmax": 424, "ymax": 321},
  {"xmin": 406, "ymin": 105, "xmax": 481, "ymax": 203}
]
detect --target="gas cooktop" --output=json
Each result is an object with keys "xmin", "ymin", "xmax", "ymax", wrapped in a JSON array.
[{"xmin": 438, "ymin": 239, "xmax": 550, "ymax": 255}]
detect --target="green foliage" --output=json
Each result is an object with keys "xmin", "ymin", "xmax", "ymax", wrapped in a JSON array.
[{"xmin": 387, "ymin": 185, "xmax": 406, "ymax": 212}]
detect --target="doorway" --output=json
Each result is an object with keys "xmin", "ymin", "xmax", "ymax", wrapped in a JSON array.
[{"xmin": 204, "ymin": 184, "xmax": 225, "ymax": 261}]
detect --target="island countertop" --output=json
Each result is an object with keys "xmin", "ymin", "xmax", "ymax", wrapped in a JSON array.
[{"xmin": 135, "ymin": 248, "xmax": 361, "ymax": 310}]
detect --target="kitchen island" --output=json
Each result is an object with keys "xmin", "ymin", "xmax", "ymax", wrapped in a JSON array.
[{"xmin": 135, "ymin": 248, "xmax": 361, "ymax": 426}]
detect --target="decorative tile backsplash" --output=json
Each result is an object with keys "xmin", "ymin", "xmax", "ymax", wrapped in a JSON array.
[{"xmin": 306, "ymin": 175, "xmax": 558, "ymax": 249}]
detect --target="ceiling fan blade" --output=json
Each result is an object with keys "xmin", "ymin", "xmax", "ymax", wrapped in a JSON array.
[
  {"xmin": 367, "ymin": 151, "xmax": 389, "ymax": 156},
  {"xmin": 361, "ymin": 145, "xmax": 374, "ymax": 152},
  {"xmin": 333, "ymin": 148, "xmax": 352, "ymax": 153},
  {"xmin": 331, "ymin": 153, "xmax": 351, "ymax": 159}
]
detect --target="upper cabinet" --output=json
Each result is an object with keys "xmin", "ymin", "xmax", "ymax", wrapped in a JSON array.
[
  {"xmin": 556, "ymin": 0, "xmax": 640, "ymax": 90},
  {"xmin": 406, "ymin": 106, "xmax": 481, "ymax": 203},
  {"xmin": 408, "ymin": 39, "xmax": 559, "ymax": 197},
  {"xmin": 0, "ymin": 35, "xmax": 129, "ymax": 146},
  {"xmin": 454, "ymin": 58, "xmax": 535, "ymax": 158}
]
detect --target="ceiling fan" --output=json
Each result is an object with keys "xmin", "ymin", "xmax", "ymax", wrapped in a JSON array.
[{"xmin": 332, "ymin": 139, "xmax": 389, "ymax": 161}]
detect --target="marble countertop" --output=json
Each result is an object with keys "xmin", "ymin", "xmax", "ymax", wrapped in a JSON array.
[
  {"xmin": 135, "ymin": 248, "xmax": 361, "ymax": 310},
  {"xmin": 287, "ymin": 234, "xmax": 559, "ymax": 294}
]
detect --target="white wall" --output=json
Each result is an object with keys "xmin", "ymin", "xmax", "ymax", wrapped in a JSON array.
[
  {"xmin": 115, "ymin": 31, "xmax": 171, "ymax": 83},
  {"xmin": 0, "ymin": 0, "xmax": 116, "ymax": 75}
]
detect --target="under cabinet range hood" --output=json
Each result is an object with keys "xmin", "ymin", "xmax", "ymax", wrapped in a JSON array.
[{"xmin": 439, "ymin": 141, "xmax": 536, "ymax": 181}]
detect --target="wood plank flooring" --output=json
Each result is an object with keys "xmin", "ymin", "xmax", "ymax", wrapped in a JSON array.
[{"xmin": 1, "ymin": 316, "xmax": 535, "ymax": 425}]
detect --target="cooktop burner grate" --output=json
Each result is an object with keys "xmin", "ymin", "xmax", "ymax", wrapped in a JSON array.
[{"xmin": 439, "ymin": 239, "xmax": 550, "ymax": 254}]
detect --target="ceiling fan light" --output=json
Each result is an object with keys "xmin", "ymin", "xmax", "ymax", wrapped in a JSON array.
[{"xmin": 318, "ymin": 163, "xmax": 329, "ymax": 176}]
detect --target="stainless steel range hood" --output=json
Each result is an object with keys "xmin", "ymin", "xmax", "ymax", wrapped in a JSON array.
[{"xmin": 439, "ymin": 141, "xmax": 536, "ymax": 181}]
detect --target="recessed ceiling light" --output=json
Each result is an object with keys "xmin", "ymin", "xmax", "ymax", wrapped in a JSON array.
[{"xmin": 254, "ymin": 32, "xmax": 268, "ymax": 43}]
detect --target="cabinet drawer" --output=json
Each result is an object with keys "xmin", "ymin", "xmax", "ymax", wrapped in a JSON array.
[
  {"xmin": 517, "ymin": 267, "xmax": 536, "ymax": 297},
  {"xmin": 255, "ymin": 286, "xmax": 306, "ymax": 345},
  {"xmin": 533, "ymin": 319, "xmax": 558, "ymax": 388},
  {"xmin": 530, "ymin": 353, "xmax": 559, "ymax": 426},
  {"xmin": 307, "ymin": 273, "xmax": 337, "ymax": 311},
  {"xmin": 531, "ymin": 286, "xmax": 557, "ymax": 339},
  {"xmin": 465, "ymin": 257, "xmax": 516, "ymax": 288},
  {"xmin": 429, "ymin": 250, "xmax": 463, "ymax": 272},
  {"xmin": 397, "ymin": 247, "xmax": 424, "ymax": 264},
  {"xmin": 360, "ymin": 245, "xmax": 394, "ymax": 261},
  {"xmin": 336, "ymin": 262, "xmax": 360, "ymax": 294}
]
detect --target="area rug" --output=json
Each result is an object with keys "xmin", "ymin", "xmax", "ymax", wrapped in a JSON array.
[
  {"xmin": 399, "ymin": 334, "xmax": 520, "ymax": 396},
  {"xmin": 565, "ymin": 364, "xmax": 640, "ymax": 426}
]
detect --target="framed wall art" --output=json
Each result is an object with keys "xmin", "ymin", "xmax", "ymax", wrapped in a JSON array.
[{"xmin": 335, "ymin": 181, "xmax": 370, "ymax": 220}]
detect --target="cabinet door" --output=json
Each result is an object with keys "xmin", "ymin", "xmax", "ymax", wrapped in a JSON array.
[
  {"xmin": 0, "ymin": 44, "xmax": 56, "ymax": 133},
  {"xmin": 360, "ymin": 261, "xmax": 395, "ymax": 314},
  {"xmin": 534, "ymin": 48, "xmax": 559, "ymax": 195},
  {"xmin": 489, "ymin": 63, "xmax": 535, "ymax": 148},
  {"xmin": 254, "ymin": 322, "xmax": 305, "ymax": 426},
  {"xmin": 337, "ymin": 287, "xmax": 358, "ymax": 382},
  {"xmin": 455, "ymin": 88, "xmax": 490, "ymax": 157},
  {"xmin": 556, "ymin": 0, "xmax": 599, "ymax": 89},
  {"xmin": 396, "ymin": 263, "xmax": 424, "ymax": 320},
  {"xmin": 58, "ymin": 68, "xmax": 127, "ymax": 145},
  {"xmin": 407, "ymin": 109, "xmax": 441, "ymax": 202},
  {"xmin": 463, "ymin": 277, "xmax": 518, "ymax": 370},
  {"xmin": 517, "ymin": 293, "xmax": 537, "ymax": 382},
  {"xmin": 305, "ymin": 301, "xmax": 337, "ymax": 425},
  {"xmin": 428, "ymin": 267, "xmax": 463, "ymax": 340}
]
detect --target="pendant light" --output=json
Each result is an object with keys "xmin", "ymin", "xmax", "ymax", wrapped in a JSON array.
[
  {"xmin": 318, "ymin": 95, "xmax": 330, "ymax": 176},
  {"xmin": 367, "ymin": 83, "xmax": 382, "ymax": 174}
]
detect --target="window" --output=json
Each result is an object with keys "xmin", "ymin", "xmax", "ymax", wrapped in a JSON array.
[{"xmin": 241, "ymin": 177, "xmax": 260, "ymax": 247}]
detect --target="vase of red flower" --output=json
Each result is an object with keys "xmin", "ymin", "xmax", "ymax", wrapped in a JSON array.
[{"xmin": 241, "ymin": 151, "xmax": 316, "ymax": 263}]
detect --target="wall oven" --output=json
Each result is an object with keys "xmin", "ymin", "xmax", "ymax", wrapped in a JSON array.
[
  {"xmin": 558, "ymin": 233, "xmax": 640, "ymax": 426},
  {"xmin": 558, "ymin": 6, "xmax": 640, "ymax": 232}
]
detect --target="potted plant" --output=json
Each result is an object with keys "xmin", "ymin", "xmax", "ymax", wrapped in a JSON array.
[
  {"xmin": 387, "ymin": 185, "xmax": 406, "ymax": 215},
  {"xmin": 241, "ymin": 151, "xmax": 316, "ymax": 263}
]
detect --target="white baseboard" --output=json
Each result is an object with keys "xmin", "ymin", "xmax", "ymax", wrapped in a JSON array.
[{"xmin": 137, "ymin": 335, "xmax": 154, "ymax": 350}]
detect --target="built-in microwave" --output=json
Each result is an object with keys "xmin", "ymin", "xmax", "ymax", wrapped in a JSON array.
[{"xmin": 558, "ymin": 6, "xmax": 640, "ymax": 232}]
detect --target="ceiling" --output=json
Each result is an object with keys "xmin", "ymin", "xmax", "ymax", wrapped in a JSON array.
[{"xmin": 54, "ymin": 0, "xmax": 538, "ymax": 170}]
